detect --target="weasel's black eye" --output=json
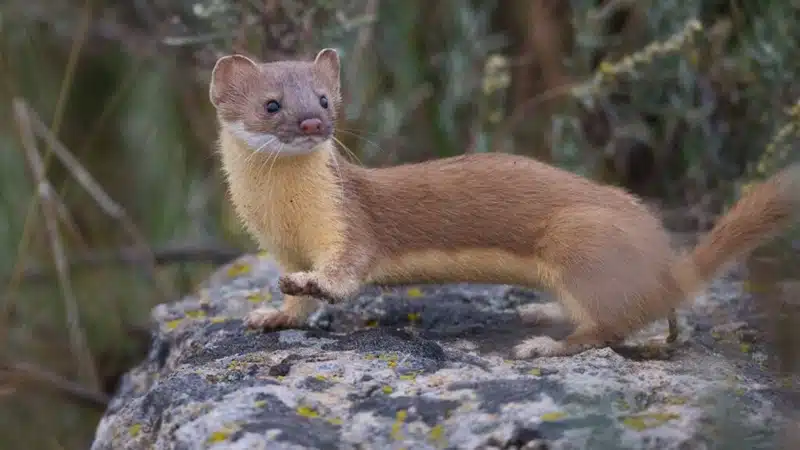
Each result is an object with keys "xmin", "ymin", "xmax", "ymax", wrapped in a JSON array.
[
  {"xmin": 319, "ymin": 95, "xmax": 329, "ymax": 109},
  {"xmin": 265, "ymin": 100, "xmax": 281, "ymax": 114}
]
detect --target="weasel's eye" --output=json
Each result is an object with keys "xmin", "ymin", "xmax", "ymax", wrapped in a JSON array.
[
  {"xmin": 265, "ymin": 100, "xmax": 281, "ymax": 114},
  {"xmin": 319, "ymin": 95, "xmax": 329, "ymax": 109}
]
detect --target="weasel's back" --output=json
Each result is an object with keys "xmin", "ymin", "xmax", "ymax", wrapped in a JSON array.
[
  {"xmin": 345, "ymin": 152, "xmax": 664, "ymax": 257},
  {"xmin": 359, "ymin": 152, "xmax": 647, "ymax": 214}
]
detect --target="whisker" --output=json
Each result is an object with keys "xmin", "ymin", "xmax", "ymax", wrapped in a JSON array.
[
  {"xmin": 332, "ymin": 136, "xmax": 363, "ymax": 167},
  {"xmin": 243, "ymin": 136, "xmax": 277, "ymax": 167},
  {"xmin": 337, "ymin": 129, "xmax": 383, "ymax": 155},
  {"xmin": 255, "ymin": 144, "xmax": 275, "ymax": 174},
  {"xmin": 254, "ymin": 136, "xmax": 277, "ymax": 154},
  {"xmin": 338, "ymin": 127, "xmax": 382, "ymax": 138},
  {"xmin": 329, "ymin": 146, "xmax": 347, "ymax": 210},
  {"xmin": 264, "ymin": 144, "xmax": 282, "ymax": 213}
]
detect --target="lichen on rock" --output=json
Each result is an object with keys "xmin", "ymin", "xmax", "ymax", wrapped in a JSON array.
[{"xmin": 91, "ymin": 253, "xmax": 796, "ymax": 449}]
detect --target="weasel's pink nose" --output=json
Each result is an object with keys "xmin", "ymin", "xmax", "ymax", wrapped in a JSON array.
[{"xmin": 299, "ymin": 118, "xmax": 323, "ymax": 135}]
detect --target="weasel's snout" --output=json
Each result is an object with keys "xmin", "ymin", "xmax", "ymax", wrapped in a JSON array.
[{"xmin": 299, "ymin": 118, "xmax": 323, "ymax": 135}]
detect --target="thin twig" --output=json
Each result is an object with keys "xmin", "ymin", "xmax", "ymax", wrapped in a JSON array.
[
  {"xmin": 3, "ymin": 243, "xmax": 242, "ymax": 286},
  {"xmin": 51, "ymin": 196, "xmax": 89, "ymax": 248},
  {"xmin": 12, "ymin": 99, "xmax": 100, "ymax": 390},
  {"xmin": 15, "ymin": 99, "xmax": 178, "ymax": 302},
  {"xmin": 1, "ymin": 361, "xmax": 109, "ymax": 410}
]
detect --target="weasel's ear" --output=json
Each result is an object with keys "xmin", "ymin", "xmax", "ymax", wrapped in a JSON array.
[
  {"xmin": 209, "ymin": 54, "xmax": 259, "ymax": 108},
  {"xmin": 313, "ymin": 48, "xmax": 341, "ymax": 91}
]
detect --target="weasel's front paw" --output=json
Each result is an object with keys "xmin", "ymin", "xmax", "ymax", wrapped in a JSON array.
[
  {"xmin": 513, "ymin": 336, "xmax": 564, "ymax": 358},
  {"xmin": 513, "ymin": 336, "xmax": 595, "ymax": 358},
  {"xmin": 244, "ymin": 307, "xmax": 301, "ymax": 331},
  {"xmin": 279, "ymin": 272, "xmax": 335, "ymax": 302}
]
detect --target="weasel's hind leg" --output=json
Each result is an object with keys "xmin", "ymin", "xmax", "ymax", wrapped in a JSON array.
[
  {"xmin": 513, "ymin": 321, "xmax": 610, "ymax": 358},
  {"xmin": 513, "ymin": 281, "xmax": 626, "ymax": 358},
  {"xmin": 513, "ymin": 290, "xmax": 615, "ymax": 358}
]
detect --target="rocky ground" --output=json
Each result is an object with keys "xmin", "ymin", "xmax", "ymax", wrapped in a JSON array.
[{"xmin": 91, "ymin": 252, "xmax": 799, "ymax": 450}]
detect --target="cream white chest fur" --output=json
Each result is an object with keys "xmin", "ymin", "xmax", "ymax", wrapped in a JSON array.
[{"xmin": 218, "ymin": 129, "xmax": 346, "ymax": 271}]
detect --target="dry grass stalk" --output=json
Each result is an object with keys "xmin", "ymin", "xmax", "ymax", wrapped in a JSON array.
[{"xmin": 11, "ymin": 98, "xmax": 100, "ymax": 390}]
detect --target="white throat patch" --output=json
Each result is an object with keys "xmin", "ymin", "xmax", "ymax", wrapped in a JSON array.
[{"xmin": 227, "ymin": 121, "xmax": 324, "ymax": 156}]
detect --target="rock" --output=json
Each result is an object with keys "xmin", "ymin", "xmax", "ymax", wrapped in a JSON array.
[{"xmin": 91, "ymin": 253, "xmax": 797, "ymax": 450}]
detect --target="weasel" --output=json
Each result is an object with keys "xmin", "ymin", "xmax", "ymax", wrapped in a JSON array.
[{"xmin": 208, "ymin": 48, "xmax": 800, "ymax": 358}]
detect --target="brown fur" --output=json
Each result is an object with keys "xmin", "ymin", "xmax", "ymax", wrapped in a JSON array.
[{"xmin": 209, "ymin": 49, "xmax": 800, "ymax": 358}]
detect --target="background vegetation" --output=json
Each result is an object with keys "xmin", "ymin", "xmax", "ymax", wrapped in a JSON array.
[{"xmin": 0, "ymin": 0, "xmax": 798, "ymax": 448}]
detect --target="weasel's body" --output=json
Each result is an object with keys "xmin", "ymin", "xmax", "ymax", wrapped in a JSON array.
[{"xmin": 210, "ymin": 49, "xmax": 800, "ymax": 358}]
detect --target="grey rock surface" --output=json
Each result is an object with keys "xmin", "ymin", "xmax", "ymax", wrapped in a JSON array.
[{"xmin": 91, "ymin": 252, "xmax": 798, "ymax": 450}]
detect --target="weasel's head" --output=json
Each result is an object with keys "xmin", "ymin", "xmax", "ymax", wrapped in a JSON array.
[{"xmin": 209, "ymin": 49, "xmax": 341, "ymax": 156}]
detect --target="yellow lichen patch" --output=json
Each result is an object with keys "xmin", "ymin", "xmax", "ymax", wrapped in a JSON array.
[
  {"xmin": 209, "ymin": 316, "xmax": 227, "ymax": 324},
  {"xmin": 226, "ymin": 262, "xmax": 250, "ymax": 278},
  {"xmin": 207, "ymin": 424, "xmax": 238, "ymax": 443},
  {"xmin": 407, "ymin": 312, "xmax": 421, "ymax": 323},
  {"xmin": 326, "ymin": 417, "xmax": 343, "ymax": 425},
  {"xmin": 540, "ymin": 411, "xmax": 567, "ymax": 422},
  {"xmin": 128, "ymin": 424, "xmax": 142, "ymax": 437},
  {"xmin": 315, "ymin": 374, "xmax": 328, "ymax": 381},
  {"xmin": 428, "ymin": 424, "xmax": 446, "ymax": 447},
  {"xmin": 382, "ymin": 386, "xmax": 393, "ymax": 394},
  {"xmin": 165, "ymin": 319, "xmax": 184, "ymax": 330},
  {"xmin": 207, "ymin": 431, "xmax": 231, "ymax": 443},
  {"xmin": 227, "ymin": 360, "xmax": 243, "ymax": 370},
  {"xmin": 296, "ymin": 405, "xmax": 319, "ymax": 418},
  {"xmin": 621, "ymin": 412, "xmax": 680, "ymax": 431},
  {"xmin": 739, "ymin": 343, "xmax": 752, "ymax": 354},
  {"xmin": 378, "ymin": 353, "xmax": 399, "ymax": 368},
  {"xmin": 663, "ymin": 396, "xmax": 688, "ymax": 406},
  {"xmin": 406, "ymin": 287, "xmax": 423, "ymax": 298},
  {"xmin": 528, "ymin": 368, "xmax": 542, "ymax": 376},
  {"xmin": 615, "ymin": 398, "xmax": 631, "ymax": 411},
  {"xmin": 365, "ymin": 319, "xmax": 379, "ymax": 328},
  {"xmin": 246, "ymin": 293, "xmax": 263, "ymax": 303},
  {"xmin": 399, "ymin": 372, "xmax": 420, "ymax": 381},
  {"xmin": 391, "ymin": 410, "xmax": 408, "ymax": 440},
  {"xmin": 185, "ymin": 310, "xmax": 206, "ymax": 319},
  {"xmin": 254, "ymin": 400, "xmax": 267, "ymax": 408}
]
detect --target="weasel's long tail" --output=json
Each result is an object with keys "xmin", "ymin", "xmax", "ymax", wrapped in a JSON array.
[{"xmin": 671, "ymin": 164, "xmax": 800, "ymax": 299}]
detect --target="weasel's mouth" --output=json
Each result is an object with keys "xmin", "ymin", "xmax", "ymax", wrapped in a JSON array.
[
  {"xmin": 247, "ymin": 135, "xmax": 329, "ymax": 156},
  {"xmin": 272, "ymin": 134, "xmax": 331, "ymax": 156},
  {"xmin": 228, "ymin": 123, "xmax": 330, "ymax": 156},
  {"xmin": 288, "ymin": 135, "xmax": 326, "ymax": 147}
]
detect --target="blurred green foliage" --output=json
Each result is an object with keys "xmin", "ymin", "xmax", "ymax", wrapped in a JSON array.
[{"xmin": 0, "ymin": 0, "xmax": 798, "ymax": 448}]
